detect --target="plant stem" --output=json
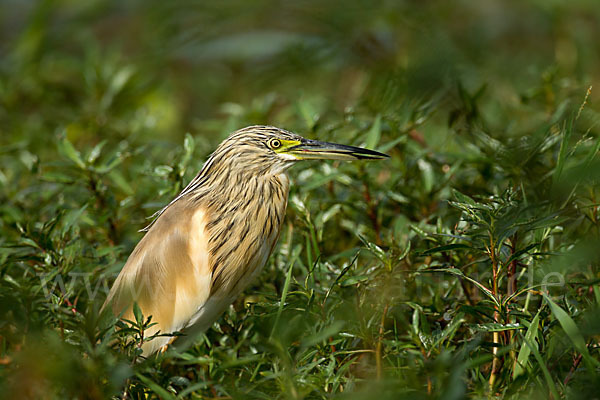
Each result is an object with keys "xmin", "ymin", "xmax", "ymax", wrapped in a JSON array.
[
  {"xmin": 563, "ymin": 352, "xmax": 583, "ymax": 386},
  {"xmin": 489, "ymin": 235, "xmax": 501, "ymax": 391},
  {"xmin": 375, "ymin": 303, "xmax": 389, "ymax": 380},
  {"xmin": 507, "ymin": 236, "xmax": 518, "ymax": 371}
]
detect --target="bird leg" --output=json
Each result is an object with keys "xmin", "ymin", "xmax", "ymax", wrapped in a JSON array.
[{"xmin": 158, "ymin": 336, "xmax": 178, "ymax": 354}]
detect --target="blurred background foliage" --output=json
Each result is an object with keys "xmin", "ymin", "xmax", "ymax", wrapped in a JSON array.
[{"xmin": 1, "ymin": 0, "xmax": 600, "ymax": 399}]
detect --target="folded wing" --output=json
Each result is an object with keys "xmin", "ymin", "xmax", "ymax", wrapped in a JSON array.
[{"xmin": 103, "ymin": 199, "xmax": 212, "ymax": 355}]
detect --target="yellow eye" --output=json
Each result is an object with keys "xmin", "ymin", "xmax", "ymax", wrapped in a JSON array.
[{"xmin": 269, "ymin": 139, "xmax": 282, "ymax": 149}]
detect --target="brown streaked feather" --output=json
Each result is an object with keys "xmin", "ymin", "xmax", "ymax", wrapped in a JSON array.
[{"xmin": 208, "ymin": 176, "xmax": 289, "ymax": 297}]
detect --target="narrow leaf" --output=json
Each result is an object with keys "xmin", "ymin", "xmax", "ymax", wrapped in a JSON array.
[
  {"xmin": 61, "ymin": 204, "xmax": 88, "ymax": 235},
  {"xmin": 58, "ymin": 136, "xmax": 86, "ymax": 169},
  {"xmin": 505, "ymin": 243, "xmax": 538, "ymax": 266},
  {"xmin": 470, "ymin": 323, "xmax": 523, "ymax": 332},
  {"xmin": 418, "ymin": 159, "xmax": 434, "ymax": 193},
  {"xmin": 179, "ymin": 133, "xmax": 195, "ymax": 169},
  {"xmin": 555, "ymin": 122, "xmax": 571, "ymax": 181},
  {"xmin": 513, "ymin": 310, "xmax": 540, "ymax": 379},
  {"xmin": 544, "ymin": 294, "xmax": 598, "ymax": 370},
  {"xmin": 365, "ymin": 114, "xmax": 381, "ymax": 149},
  {"xmin": 431, "ymin": 312, "xmax": 465, "ymax": 348},
  {"xmin": 301, "ymin": 321, "xmax": 345, "ymax": 348},
  {"xmin": 525, "ymin": 333, "xmax": 560, "ymax": 399},
  {"xmin": 133, "ymin": 302, "xmax": 143, "ymax": 326},
  {"xmin": 87, "ymin": 140, "xmax": 107, "ymax": 164},
  {"xmin": 135, "ymin": 373, "xmax": 176, "ymax": 400},
  {"xmin": 423, "ymin": 268, "xmax": 500, "ymax": 308},
  {"xmin": 270, "ymin": 246, "xmax": 300, "ymax": 338},
  {"xmin": 420, "ymin": 243, "xmax": 475, "ymax": 256}
]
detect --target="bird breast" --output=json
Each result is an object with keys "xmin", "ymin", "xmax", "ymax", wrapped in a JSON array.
[
  {"xmin": 203, "ymin": 174, "xmax": 289, "ymax": 299},
  {"xmin": 184, "ymin": 173, "xmax": 289, "ymax": 330}
]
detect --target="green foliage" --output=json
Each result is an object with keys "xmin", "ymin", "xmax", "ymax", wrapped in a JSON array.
[{"xmin": 1, "ymin": 1, "xmax": 600, "ymax": 399}]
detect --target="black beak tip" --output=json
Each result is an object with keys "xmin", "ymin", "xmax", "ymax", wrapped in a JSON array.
[
  {"xmin": 295, "ymin": 138, "xmax": 390, "ymax": 160},
  {"xmin": 356, "ymin": 149, "xmax": 390, "ymax": 160}
]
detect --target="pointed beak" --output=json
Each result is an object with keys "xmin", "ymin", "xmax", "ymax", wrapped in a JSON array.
[{"xmin": 286, "ymin": 139, "xmax": 389, "ymax": 161}]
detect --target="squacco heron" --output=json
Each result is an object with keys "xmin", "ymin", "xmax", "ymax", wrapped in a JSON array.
[{"xmin": 103, "ymin": 125, "xmax": 388, "ymax": 356}]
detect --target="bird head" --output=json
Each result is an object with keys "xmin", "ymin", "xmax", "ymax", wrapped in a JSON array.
[
  {"xmin": 142, "ymin": 125, "xmax": 389, "ymax": 230},
  {"xmin": 215, "ymin": 125, "xmax": 389, "ymax": 176}
]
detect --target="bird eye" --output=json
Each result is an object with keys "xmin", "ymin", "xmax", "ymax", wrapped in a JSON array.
[{"xmin": 269, "ymin": 139, "xmax": 282, "ymax": 149}]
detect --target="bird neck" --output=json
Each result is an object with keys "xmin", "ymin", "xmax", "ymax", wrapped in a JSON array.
[{"xmin": 202, "ymin": 172, "xmax": 289, "ymax": 215}]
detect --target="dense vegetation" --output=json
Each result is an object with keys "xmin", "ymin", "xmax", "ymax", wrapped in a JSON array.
[{"xmin": 1, "ymin": 1, "xmax": 599, "ymax": 398}]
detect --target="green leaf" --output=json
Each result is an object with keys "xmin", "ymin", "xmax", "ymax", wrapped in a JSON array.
[
  {"xmin": 594, "ymin": 285, "xmax": 600, "ymax": 307},
  {"xmin": 154, "ymin": 165, "xmax": 173, "ymax": 176},
  {"xmin": 108, "ymin": 170, "xmax": 134, "ymax": 195},
  {"xmin": 451, "ymin": 189, "xmax": 479, "ymax": 208},
  {"xmin": 417, "ymin": 159, "xmax": 434, "ymax": 193},
  {"xmin": 470, "ymin": 323, "xmax": 523, "ymax": 332},
  {"xmin": 378, "ymin": 134, "xmax": 407, "ymax": 153},
  {"xmin": 583, "ymin": 135, "xmax": 600, "ymax": 167},
  {"xmin": 296, "ymin": 98, "xmax": 320, "ymax": 131},
  {"xmin": 301, "ymin": 321, "xmax": 345, "ymax": 348},
  {"xmin": 96, "ymin": 152, "xmax": 128, "ymax": 174},
  {"xmin": 365, "ymin": 114, "xmax": 381, "ymax": 149},
  {"xmin": 87, "ymin": 140, "xmax": 107, "ymax": 164},
  {"xmin": 303, "ymin": 172, "xmax": 342, "ymax": 191},
  {"xmin": 132, "ymin": 302, "xmax": 143, "ymax": 326},
  {"xmin": 61, "ymin": 204, "xmax": 88, "ymax": 235},
  {"xmin": 420, "ymin": 243, "xmax": 475, "ymax": 256},
  {"xmin": 270, "ymin": 245, "xmax": 301, "ymax": 339},
  {"xmin": 555, "ymin": 122, "xmax": 571, "ymax": 181},
  {"xmin": 40, "ymin": 171, "xmax": 75, "ymax": 183},
  {"xmin": 503, "ymin": 283, "xmax": 551, "ymax": 306},
  {"xmin": 513, "ymin": 310, "xmax": 540, "ymax": 379},
  {"xmin": 423, "ymin": 268, "xmax": 500, "ymax": 308},
  {"xmin": 431, "ymin": 312, "xmax": 465, "ymax": 349},
  {"xmin": 58, "ymin": 136, "xmax": 86, "ymax": 169},
  {"xmin": 524, "ymin": 330, "xmax": 560, "ymax": 399},
  {"xmin": 504, "ymin": 243, "xmax": 538, "ymax": 266},
  {"xmin": 398, "ymin": 241, "xmax": 411, "ymax": 261},
  {"xmin": 339, "ymin": 275, "xmax": 369, "ymax": 286},
  {"xmin": 358, "ymin": 235, "xmax": 388, "ymax": 265},
  {"xmin": 387, "ymin": 191, "xmax": 410, "ymax": 204},
  {"xmin": 179, "ymin": 133, "xmax": 195, "ymax": 170},
  {"xmin": 544, "ymin": 294, "xmax": 599, "ymax": 370},
  {"xmin": 135, "ymin": 373, "xmax": 176, "ymax": 400}
]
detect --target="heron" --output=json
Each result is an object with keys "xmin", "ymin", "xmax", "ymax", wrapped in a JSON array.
[{"xmin": 102, "ymin": 125, "xmax": 388, "ymax": 356}]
